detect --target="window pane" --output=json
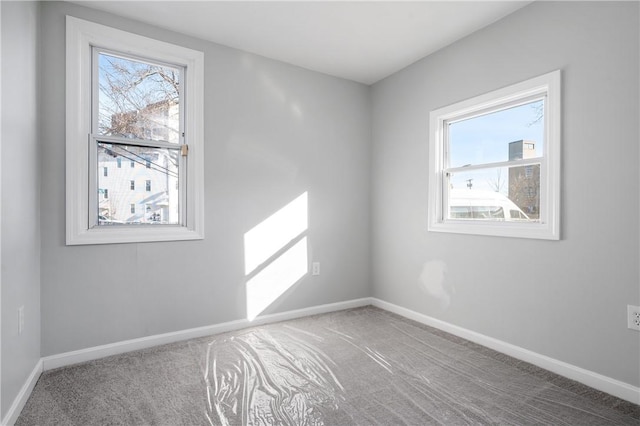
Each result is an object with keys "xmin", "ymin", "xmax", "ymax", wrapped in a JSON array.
[
  {"xmin": 97, "ymin": 142, "xmax": 180, "ymax": 225},
  {"xmin": 97, "ymin": 52, "xmax": 181, "ymax": 144},
  {"xmin": 447, "ymin": 166, "xmax": 539, "ymax": 221},
  {"xmin": 448, "ymin": 100, "xmax": 544, "ymax": 168}
]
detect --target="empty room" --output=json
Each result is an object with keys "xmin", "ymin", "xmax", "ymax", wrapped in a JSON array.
[{"xmin": 1, "ymin": 0, "xmax": 639, "ymax": 424}]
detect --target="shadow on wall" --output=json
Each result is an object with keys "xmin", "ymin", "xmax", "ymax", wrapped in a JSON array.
[
  {"xmin": 244, "ymin": 192, "xmax": 309, "ymax": 320},
  {"xmin": 419, "ymin": 260, "xmax": 454, "ymax": 310}
]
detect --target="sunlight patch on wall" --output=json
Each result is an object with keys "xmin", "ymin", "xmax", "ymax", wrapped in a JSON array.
[
  {"xmin": 244, "ymin": 192, "xmax": 309, "ymax": 320},
  {"xmin": 246, "ymin": 237, "xmax": 308, "ymax": 321},
  {"xmin": 244, "ymin": 192, "xmax": 308, "ymax": 275}
]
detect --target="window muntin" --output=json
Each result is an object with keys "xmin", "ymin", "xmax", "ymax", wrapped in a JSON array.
[
  {"xmin": 66, "ymin": 16, "xmax": 204, "ymax": 245},
  {"xmin": 428, "ymin": 71, "xmax": 561, "ymax": 240}
]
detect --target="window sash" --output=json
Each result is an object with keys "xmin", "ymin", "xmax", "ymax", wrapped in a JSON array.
[
  {"xmin": 88, "ymin": 135, "xmax": 186, "ymax": 229},
  {"xmin": 441, "ymin": 162, "xmax": 548, "ymax": 226},
  {"xmin": 443, "ymin": 94, "xmax": 546, "ymax": 170},
  {"xmin": 91, "ymin": 47, "xmax": 185, "ymax": 146},
  {"xmin": 442, "ymin": 160, "xmax": 545, "ymax": 223}
]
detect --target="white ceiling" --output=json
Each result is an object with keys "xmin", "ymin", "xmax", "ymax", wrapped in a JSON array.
[{"xmin": 70, "ymin": 1, "xmax": 532, "ymax": 85}]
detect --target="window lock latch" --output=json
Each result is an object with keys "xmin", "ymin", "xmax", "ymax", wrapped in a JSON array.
[{"xmin": 181, "ymin": 144, "xmax": 189, "ymax": 157}]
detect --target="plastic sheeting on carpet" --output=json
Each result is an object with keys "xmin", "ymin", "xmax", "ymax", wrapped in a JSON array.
[{"xmin": 16, "ymin": 307, "xmax": 640, "ymax": 425}]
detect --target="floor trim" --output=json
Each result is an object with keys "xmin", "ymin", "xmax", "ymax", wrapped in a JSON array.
[
  {"xmin": 371, "ymin": 298, "xmax": 640, "ymax": 405},
  {"xmin": 2, "ymin": 359, "xmax": 43, "ymax": 426},
  {"xmin": 41, "ymin": 297, "xmax": 373, "ymax": 371}
]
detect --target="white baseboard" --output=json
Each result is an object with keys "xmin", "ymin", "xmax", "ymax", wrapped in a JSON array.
[
  {"xmin": 371, "ymin": 298, "xmax": 640, "ymax": 405},
  {"xmin": 42, "ymin": 297, "xmax": 373, "ymax": 371},
  {"xmin": 2, "ymin": 359, "xmax": 43, "ymax": 426}
]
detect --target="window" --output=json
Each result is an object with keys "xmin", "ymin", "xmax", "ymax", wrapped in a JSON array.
[
  {"xmin": 428, "ymin": 70, "xmax": 561, "ymax": 240},
  {"xmin": 524, "ymin": 165, "xmax": 533, "ymax": 178},
  {"xmin": 103, "ymin": 189, "xmax": 108, "ymax": 199},
  {"xmin": 66, "ymin": 16, "xmax": 204, "ymax": 245},
  {"xmin": 130, "ymin": 204, "xmax": 135, "ymax": 214},
  {"xmin": 103, "ymin": 167, "xmax": 108, "ymax": 177}
]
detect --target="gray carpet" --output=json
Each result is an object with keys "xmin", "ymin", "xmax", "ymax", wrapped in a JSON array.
[{"xmin": 16, "ymin": 306, "xmax": 640, "ymax": 425}]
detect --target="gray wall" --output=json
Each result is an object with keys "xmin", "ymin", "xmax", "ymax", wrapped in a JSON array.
[
  {"xmin": 371, "ymin": 1, "xmax": 640, "ymax": 387},
  {"xmin": 39, "ymin": 2, "xmax": 371, "ymax": 356},
  {"xmin": 3, "ymin": 2, "xmax": 638, "ymax": 414},
  {"xmin": 1, "ymin": 1, "xmax": 42, "ymax": 418}
]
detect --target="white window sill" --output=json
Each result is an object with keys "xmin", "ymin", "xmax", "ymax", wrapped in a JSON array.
[
  {"xmin": 66, "ymin": 225, "xmax": 204, "ymax": 246},
  {"xmin": 428, "ymin": 220, "xmax": 559, "ymax": 240}
]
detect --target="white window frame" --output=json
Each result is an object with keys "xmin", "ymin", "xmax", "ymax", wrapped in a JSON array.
[
  {"xmin": 66, "ymin": 16, "xmax": 204, "ymax": 245},
  {"xmin": 428, "ymin": 70, "xmax": 561, "ymax": 240}
]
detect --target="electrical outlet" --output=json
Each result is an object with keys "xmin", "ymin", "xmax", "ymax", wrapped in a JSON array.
[
  {"xmin": 18, "ymin": 306, "xmax": 24, "ymax": 335},
  {"xmin": 628, "ymin": 305, "xmax": 640, "ymax": 331},
  {"xmin": 312, "ymin": 262, "xmax": 320, "ymax": 276}
]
